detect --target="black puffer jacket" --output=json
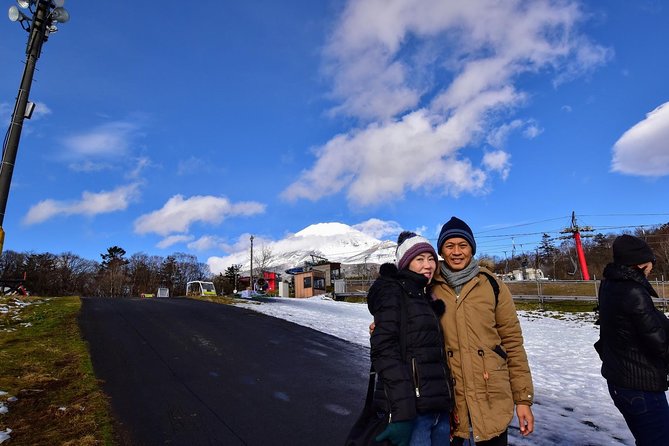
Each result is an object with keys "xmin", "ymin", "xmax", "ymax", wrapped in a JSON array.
[
  {"xmin": 368, "ymin": 263, "xmax": 453, "ymax": 422},
  {"xmin": 596, "ymin": 263, "xmax": 669, "ymax": 391}
]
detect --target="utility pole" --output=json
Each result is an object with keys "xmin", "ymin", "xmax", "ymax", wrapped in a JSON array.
[
  {"xmin": 249, "ymin": 235, "xmax": 254, "ymax": 291},
  {"xmin": 0, "ymin": 0, "xmax": 70, "ymax": 254},
  {"xmin": 560, "ymin": 211, "xmax": 593, "ymax": 280}
]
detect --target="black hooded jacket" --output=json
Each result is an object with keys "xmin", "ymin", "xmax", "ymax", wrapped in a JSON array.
[
  {"xmin": 367, "ymin": 263, "xmax": 453, "ymax": 422},
  {"xmin": 596, "ymin": 263, "xmax": 669, "ymax": 391}
]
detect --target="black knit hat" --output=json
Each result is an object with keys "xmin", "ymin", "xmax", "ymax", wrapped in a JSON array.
[
  {"xmin": 437, "ymin": 216, "xmax": 476, "ymax": 255},
  {"xmin": 612, "ymin": 234, "xmax": 655, "ymax": 266}
]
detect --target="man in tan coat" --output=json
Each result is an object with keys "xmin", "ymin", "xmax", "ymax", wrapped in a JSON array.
[{"xmin": 431, "ymin": 216, "xmax": 534, "ymax": 445}]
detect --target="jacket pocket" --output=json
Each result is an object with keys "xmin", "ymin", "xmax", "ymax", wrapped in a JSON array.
[{"xmin": 492, "ymin": 344, "xmax": 508, "ymax": 360}]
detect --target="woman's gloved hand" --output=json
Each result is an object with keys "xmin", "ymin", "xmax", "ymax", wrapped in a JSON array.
[{"xmin": 375, "ymin": 420, "xmax": 413, "ymax": 446}]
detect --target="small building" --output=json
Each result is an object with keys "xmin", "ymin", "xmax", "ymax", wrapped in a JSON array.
[
  {"xmin": 311, "ymin": 262, "xmax": 341, "ymax": 287},
  {"xmin": 294, "ymin": 270, "xmax": 326, "ymax": 298}
]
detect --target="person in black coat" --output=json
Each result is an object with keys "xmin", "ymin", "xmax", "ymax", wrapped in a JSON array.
[
  {"xmin": 368, "ymin": 231, "xmax": 453, "ymax": 446},
  {"xmin": 595, "ymin": 234, "xmax": 669, "ymax": 445}
]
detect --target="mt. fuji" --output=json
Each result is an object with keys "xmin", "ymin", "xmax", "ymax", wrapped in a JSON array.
[{"xmin": 207, "ymin": 222, "xmax": 398, "ymax": 275}]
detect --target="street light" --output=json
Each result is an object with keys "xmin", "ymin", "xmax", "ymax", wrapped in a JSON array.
[{"xmin": 0, "ymin": 0, "xmax": 69, "ymax": 254}]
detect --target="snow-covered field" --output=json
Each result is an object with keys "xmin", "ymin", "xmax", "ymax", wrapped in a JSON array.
[{"xmin": 236, "ymin": 296, "xmax": 637, "ymax": 445}]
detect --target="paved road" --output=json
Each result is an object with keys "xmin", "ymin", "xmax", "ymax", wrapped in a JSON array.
[{"xmin": 78, "ymin": 297, "xmax": 370, "ymax": 446}]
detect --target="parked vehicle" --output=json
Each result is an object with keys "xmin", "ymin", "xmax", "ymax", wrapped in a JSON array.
[{"xmin": 186, "ymin": 281, "xmax": 217, "ymax": 297}]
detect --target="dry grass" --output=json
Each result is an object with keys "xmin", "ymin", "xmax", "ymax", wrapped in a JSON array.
[
  {"xmin": 505, "ymin": 281, "xmax": 600, "ymax": 297},
  {"xmin": 0, "ymin": 296, "xmax": 114, "ymax": 446}
]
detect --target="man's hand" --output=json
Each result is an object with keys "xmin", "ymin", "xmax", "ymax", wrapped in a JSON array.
[
  {"xmin": 516, "ymin": 404, "xmax": 534, "ymax": 436},
  {"xmin": 369, "ymin": 321, "xmax": 375, "ymax": 335}
]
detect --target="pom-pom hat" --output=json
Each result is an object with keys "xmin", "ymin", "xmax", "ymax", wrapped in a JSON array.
[{"xmin": 396, "ymin": 231, "xmax": 438, "ymax": 270}]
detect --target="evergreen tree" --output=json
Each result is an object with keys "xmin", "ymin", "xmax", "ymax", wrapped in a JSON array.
[{"xmin": 100, "ymin": 246, "xmax": 128, "ymax": 297}]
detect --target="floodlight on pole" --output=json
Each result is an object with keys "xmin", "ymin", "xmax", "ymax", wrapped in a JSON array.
[
  {"xmin": 50, "ymin": 6, "xmax": 67, "ymax": 22},
  {"xmin": 8, "ymin": 5, "xmax": 28, "ymax": 23},
  {"xmin": 0, "ymin": 0, "xmax": 70, "ymax": 254}
]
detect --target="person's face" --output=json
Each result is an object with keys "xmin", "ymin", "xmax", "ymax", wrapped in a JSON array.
[
  {"xmin": 440, "ymin": 237, "xmax": 473, "ymax": 271},
  {"xmin": 408, "ymin": 252, "xmax": 437, "ymax": 282},
  {"xmin": 638, "ymin": 261, "xmax": 653, "ymax": 277}
]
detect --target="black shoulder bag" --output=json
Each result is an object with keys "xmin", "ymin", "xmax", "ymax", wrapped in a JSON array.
[{"xmin": 344, "ymin": 292, "xmax": 407, "ymax": 446}]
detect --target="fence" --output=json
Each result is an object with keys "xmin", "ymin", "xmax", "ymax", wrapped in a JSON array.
[
  {"xmin": 335, "ymin": 278, "xmax": 669, "ymax": 310},
  {"xmin": 506, "ymin": 279, "xmax": 669, "ymax": 311},
  {"xmin": 334, "ymin": 279, "xmax": 373, "ymax": 298}
]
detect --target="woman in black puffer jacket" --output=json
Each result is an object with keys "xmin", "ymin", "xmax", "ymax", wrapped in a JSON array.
[
  {"xmin": 368, "ymin": 231, "xmax": 453, "ymax": 446},
  {"xmin": 595, "ymin": 234, "xmax": 669, "ymax": 445}
]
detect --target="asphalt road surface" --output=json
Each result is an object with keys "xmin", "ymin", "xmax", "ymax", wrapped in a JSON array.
[{"xmin": 78, "ymin": 297, "xmax": 370, "ymax": 446}]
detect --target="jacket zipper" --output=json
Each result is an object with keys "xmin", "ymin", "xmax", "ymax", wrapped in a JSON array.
[
  {"xmin": 384, "ymin": 387, "xmax": 393, "ymax": 422},
  {"xmin": 412, "ymin": 357, "xmax": 421, "ymax": 397}
]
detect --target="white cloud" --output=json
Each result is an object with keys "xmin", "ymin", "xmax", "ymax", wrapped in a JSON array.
[
  {"xmin": 282, "ymin": 109, "xmax": 488, "ymax": 205},
  {"xmin": 187, "ymin": 235, "xmax": 226, "ymax": 252},
  {"xmin": 413, "ymin": 225, "xmax": 429, "ymax": 237},
  {"xmin": 177, "ymin": 156, "xmax": 213, "ymax": 176},
  {"xmin": 523, "ymin": 124, "xmax": 543, "ymax": 139},
  {"xmin": 157, "ymin": 234, "xmax": 194, "ymax": 249},
  {"xmin": 482, "ymin": 150, "xmax": 511, "ymax": 180},
  {"xmin": 488, "ymin": 120, "xmax": 542, "ymax": 148},
  {"xmin": 23, "ymin": 183, "xmax": 140, "ymax": 225},
  {"xmin": 126, "ymin": 157, "xmax": 152, "ymax": 180},
  {"xmin": 611, "ymin": 102, "xmax": 669, "ymax": 176},
  {"xmin": 133, "ymin": 195, "xmax": 266, "ymax": 236},
  {"xmin": 487, "ymin": 120, "xmax": 524, "ymax": 149},
  {"xmin": 67, "ymin": 161, "xmax": 113, "ymax": 172},
  {"xmin": 285, "ymin": 0, "xmax": 610, "ymax": 206},
  {"xmin": 62, "ymin": 121, "xmax": 139, "ymax": 158},
  {"xmin": 206, "ymin": 232, "xmax": 271, "ymax": 274},
  {"xmin": 0, "ymin": 102, "xmax": 10, "ymax": 124},
  {"xmin": 353, "ymin": 218, "xmax": 402, "ymax": 239}
]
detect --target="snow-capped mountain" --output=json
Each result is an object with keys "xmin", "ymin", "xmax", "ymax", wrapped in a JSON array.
[{"xmin": 207, "ymin": 222, "xmax": 398, "ymax": 274}]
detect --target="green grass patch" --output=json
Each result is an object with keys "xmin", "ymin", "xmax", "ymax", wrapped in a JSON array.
[{"xmin": 0, "ymin": 296, "xmax": 114, "ymax": 446}]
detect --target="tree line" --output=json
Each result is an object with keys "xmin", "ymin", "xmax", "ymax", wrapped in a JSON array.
[
  {"xmin": 481, "ymin": 224, "xmax": 669, "ymax": 281},
  {"xmin": 1, "ymin": 224, "xmax": 667, "ymax": 297},
  {"xmin": 0, "ymin": 246, "xmax": 213, "ymax": 297}
]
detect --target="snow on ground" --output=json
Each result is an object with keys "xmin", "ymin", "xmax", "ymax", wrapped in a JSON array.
[
  {"xmin": 0, "ymin": 391, "xmax": 10, "ymax": 444},
  {"xmin": 236, "ymin": 296, "xmax": 637, "ymax": 445}
]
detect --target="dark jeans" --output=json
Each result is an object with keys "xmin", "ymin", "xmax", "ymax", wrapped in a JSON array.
[
  {"xmin": 452, "ymin": 430, "xmax": 507, "ymax": 446},
  {"xmin": 607, "ymin": 382, "xmax": 669, "ymax": 445}
]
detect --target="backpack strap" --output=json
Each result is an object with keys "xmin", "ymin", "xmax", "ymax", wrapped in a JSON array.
[{"xmin": 480, "ymin": 271, "xmax": 500, "ymax": 309}]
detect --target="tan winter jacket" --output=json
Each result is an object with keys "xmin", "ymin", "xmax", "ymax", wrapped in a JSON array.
[{"xmin": 432, "ymin": 266, "xmax": 533, "ymax": 442}]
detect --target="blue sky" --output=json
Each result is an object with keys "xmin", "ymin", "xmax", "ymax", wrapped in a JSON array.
[{"xmin": 1, "ymin": 0, "xmax": 668, "ymax": 272}]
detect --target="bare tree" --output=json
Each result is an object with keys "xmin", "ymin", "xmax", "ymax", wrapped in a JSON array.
[{"xmin": 253, "ymin": 245, "xmax": 275, "ymax": 278}]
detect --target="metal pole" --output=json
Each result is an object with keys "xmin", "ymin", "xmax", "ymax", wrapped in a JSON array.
[
  {"xmin": 0, "ymin": 1, "xmax": 51, "ymax": 253},
  {"xmin": 573, "ymin": 231, "xmax": 590, "ymax": 280},
  {"xmin": 250, "ymin": 235, "xmax": 254, "ymax": 292}
]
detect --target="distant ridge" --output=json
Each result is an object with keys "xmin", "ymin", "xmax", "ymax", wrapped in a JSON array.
[{"xmin": 207, "ymin": 222, "xmax": 398, "ymax": 274}]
